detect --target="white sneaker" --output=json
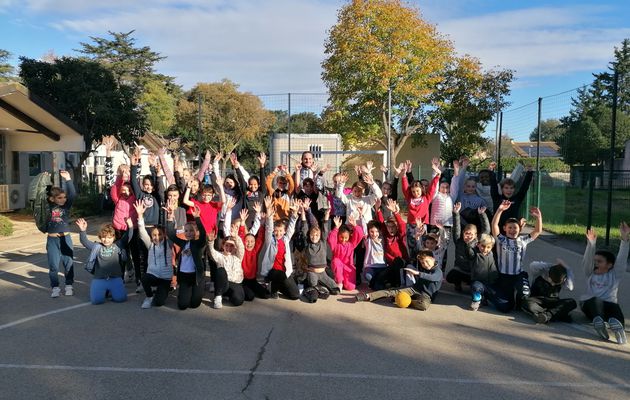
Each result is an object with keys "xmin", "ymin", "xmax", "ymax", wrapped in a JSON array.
[
  {"xmin": 135, "ymin": 283, "xmax": 143, "ymax": 293},
  {"xmin": 141, "ymin": 297, "xmax": 153, "ymax": 309},
  {"xmin": 51, "ymin": 287, "xmax": 61, "ymax": 298},
  {"xmin": 213, "ymin": 295, "xmax": 223, "ymax": 309},
  {"xmin": 64, "ymin": 285, "xmax": 73, "ymax": 296}
]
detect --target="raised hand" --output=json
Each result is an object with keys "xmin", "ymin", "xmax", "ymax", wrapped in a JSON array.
[
  {"xmin": 320, "ymin": 163, "xmax": 331, "ymax": 174},
  {"xmin": 131, "ymin": 147, "xmax": 141, "ymax": 165},
  {"xmin": 157, "ymin": 147, "xmax": 167, "ymax": 158},
  {"xmin": 289, "ymin": 199, "xmax": 300, "ymax": 214},
  {"xmin": 295, "ymin": 163, "xmax": 302, "ymax": 173},
  {"xmin": 191, "ymin": 205, "xmax": 201, "ymax": 218},
  {"xmin": 488, "ymin": 161, "xmax": 497, "ymax": 171},
  {"xmin": 404, "ymin": 160, "xmax": 413, "ymax": 173},
  {"xmin": 365, "ymin": 161, "xmax": 375, "ymax": 173},
  {"xmin": 374, "ymin": 197, "xmax": 382, "ymax": 211},
  {"xmin": 239, "ymin": 208, "xmax": 249, "ymax": 223},
  {"xmin": 333, "ymin": 216, "xmax": 342, "ymax": 228},
  {"xmin": 204, "ymin": 150, "xmax": 211, "ymax": 162},
  {"xmin": 380, "ymin": 165, "xmax": 389, "ymax": 174},
  {"xmin": 214, "ymin": 151, "xmax": 223, "ymax": 162},
  {"xmin": 586, "ymin": 228, "xmax": 597, "ymax": 242},
  {"xmin": 460, "ymin": 156, "xmax": 470, "ymax": 169},
  {"xmin": 102, "ymin": 136, "xmax": 115, "ymax": 156},
  {"xmin": 453, "ymin": 202, "xmax": 462, "ymax": 214},
  {"xmin": 302, "ymin": 198, "xmax": 312, "ymax": 211},
  {"xmin": 207, "ymin": 229, "xmax": 216, "ymax": 243},
  {"xmin": 75, "ymin": 218, "xmax": 87, "ymax": 231},
  {"xmin": 230, "ymin": 223, "xmax": 239, "ymax": 238},
  {"xmin": 257, "ymin": 152, "xmax": 267, "ymax": 167},
  {"xmin": 147, "ymin": 152, "xmax": 157, "ymax": 167},
  {"xmin": 59, "ymin": 170, "xmax": 71, "ymax": 181},
  {"xmin": 133, "ymin": 200, "xmax": 146, "ymax": 216},
  {"xmin": 431, "ymin": 157, "xmax": 441, "ymax": 174},
  {"xmin": 498, "ymin": 200, "xmax": 511, "ymax": 212},
  {"xmin": 125, "ymin": 217, "xmax": 133, "ymax": 229},
  {"xmin": 347, "ymin": 213, "xmax": 357, "ymax": 227},
  {"xmin": 529, "ymin": 207, "xmax": 541, "ymax": 218},
  {"xmin": 362, "ymin": 173, "xmax": 374, "ymax": 185},
  {"xmin": 620, "ymin": 221, "xmax": 629, "ymax": 241},
  {"xmin": 478, "ymin": 206, "xmax": 486, "ymax": 215},
  {"xmin": 215, "ymin": 174, "xmax": 224, "ymax": 186},
  {"xmin": 253, "ymin": 201, "xmax": 262, "ymax": 214},
  {"xmin": 263, "ymin": 196, "xmax": 273, "ymax": 210},
  {"xmin": 394, "ymin": 163, "xmax": 405, "ymax": 177},
  {"xmin": 226, "ymin": 197, "xmax": 237, "ymax": 210},
  {"xmin": 230, "ymin": 152, "xmax": 239, "ymax": 167},
  {"xmin": 386, "ymin": 198, "xmax": 398, "ymax": 213}
]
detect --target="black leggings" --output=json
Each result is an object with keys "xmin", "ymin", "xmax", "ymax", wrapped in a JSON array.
[
  {"xmin": 177, "ymin": 272, "xmax": 204, "ymax": 310},
  {"xmin": 581, "ymin": 297, "xmax": 625, "ymax": 324},
  {"xmin": 243, "ymin": 278, "xmax": 270, "ymax": 301},
  {"xmin": 141, "ymin": 273, "xmax": 171, "ymax": 307},
  {"xmin": 214, "ymin": 268, "xmax": 245, "ymax": 306},
  {"xmin": 267, "ymin": 270, "xmax": 299, "ymax": 300}
]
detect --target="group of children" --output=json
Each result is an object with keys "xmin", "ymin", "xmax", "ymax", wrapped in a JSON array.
[{"xmin": 39, "ymin": 139, "xmax": 629, "ymax": 345}]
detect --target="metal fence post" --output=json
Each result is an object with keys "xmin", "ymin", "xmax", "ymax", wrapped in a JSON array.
[
  {"xmin": 605, "ymin": 69, "xmax": 618, "ymax": 246},
  {"xmin": 536, "ymin": 97, "xmax": 542, "ymax": 207},
  {"xmin": 497, "ymin": 112, "xmax": 503, "ymax": 177}
]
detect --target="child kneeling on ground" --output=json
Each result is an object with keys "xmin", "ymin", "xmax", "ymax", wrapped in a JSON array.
[
  {"xmin": 355, "ymin": 250, "xmax": 442, "ymax": 311},
  {"xmin": 77, "ymin": 218, "xmax": 132, "ymax": 305}
]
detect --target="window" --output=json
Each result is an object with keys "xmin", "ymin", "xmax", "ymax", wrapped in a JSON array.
[
  {"xmin": 309, "ymin": 145, "xmax": 322, "ymax": 160},
  {"xmin": 29, "ymin": 153, "xmax": 42, "ymax": 177}
]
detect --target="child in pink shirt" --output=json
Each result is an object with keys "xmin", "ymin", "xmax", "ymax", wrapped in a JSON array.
[{"xmin": 328, "ymin": 215, "xmax": 364, "ymax": 291}]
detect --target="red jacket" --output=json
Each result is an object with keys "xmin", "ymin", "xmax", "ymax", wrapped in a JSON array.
[
  {"xmin": 402, "ymin": 174, "xmax": 440, "ymax": 224},
  {"xmin": 239, "ymin": 226, "xmax": 264, "ymax": 280},
  {"xmin": 377, "ymin": 210, "xmax": 408, "ymax": 264}
]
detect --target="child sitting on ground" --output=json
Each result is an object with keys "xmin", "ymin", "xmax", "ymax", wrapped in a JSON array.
[
  {"xmin": 76, "ymin": 218, "xmax": 132, "ymax": 305},
  {"xmin": 355, "ymin": 250, "xmax": 443, "ymax": 311},
  {"xmin": 491, "ymin": 200, "xmax": 543, "ymax": 313},
  {"xmin": 207, "ymin": 225, "xmax": 246, "ymax": 309},
  {"xmin": 580, "ymin": 223, "xmax": 629, "ymax": 344},
  {"xmin": 446, "ymin": 202, "xmax": 489, "ymax": 292},
  {"xmin": 522, "ymin": 260, "xmax": 576, "ymax": 324}
]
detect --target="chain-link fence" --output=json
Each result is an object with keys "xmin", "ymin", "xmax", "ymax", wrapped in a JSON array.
[{"xmin": 498, "ymin": 69, "xmax": 630, "ymax": 245}]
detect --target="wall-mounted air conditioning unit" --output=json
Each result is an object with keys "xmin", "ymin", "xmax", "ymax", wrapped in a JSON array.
[{"xmin": 0, "ymin": 184, "xmax": 26, "ymax": 211}]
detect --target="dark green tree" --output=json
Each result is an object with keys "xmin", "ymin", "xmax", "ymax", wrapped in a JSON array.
[
  {"xmin": 19, "ymin": 57, "xmax": 146, "ymax": 163},
  {"xmin": 529, "ymin": 119, "xmax": 565, "ymax": 142}
]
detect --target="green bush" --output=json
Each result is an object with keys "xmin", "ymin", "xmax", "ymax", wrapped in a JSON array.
[
  {"xmin": 474, "ymin": 157, "xmax": 569, "ymax": 173},
  {"xmin": 0, "ymin": 214, "xmax": 14, "ymax": 236}
]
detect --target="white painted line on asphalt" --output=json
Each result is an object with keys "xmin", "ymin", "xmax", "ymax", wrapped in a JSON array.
[
  {"xmin": 0, "ymin": 292, "xmax": 138, "ymax": 331},
  {"xmin": 0, "ymin": 302, "xmax": 92, "ymax": 331},
  {"xmin": 0, "ymin": 363, "xmax": 628, "ymax": 388}
]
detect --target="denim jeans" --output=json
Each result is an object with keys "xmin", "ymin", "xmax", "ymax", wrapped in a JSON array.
[
  {"xmin": 90, "ymin": 277, "xmax": 127, "ymax": 304},
  {"xmin": 46, "ymin": 234, "xmax": 74, "ymax": 288}
]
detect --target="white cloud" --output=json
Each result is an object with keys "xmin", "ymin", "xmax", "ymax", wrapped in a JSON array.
[
  {"xmin": 49, "ymin": 1, "xmax": 339, "ymax": 93},
  {"xmin": 438, "ymin": 6, "xmax": 630, "ymax": 77}
]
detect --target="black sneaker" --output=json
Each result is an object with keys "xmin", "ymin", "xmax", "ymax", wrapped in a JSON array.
[
  {"xmin": 534, "ymin": 312, "xmax": 552, "ymax": 324},
  {"xmin": 269, "ymin": 291, "xmax": 279, "ymax": 299},
  {"xmin": 453, "ymin": 282, "xmax": 463, "ymax": 293},
  {"xmin": 329, "ymin": 287, "xmax": 341, "ymax": 295}
]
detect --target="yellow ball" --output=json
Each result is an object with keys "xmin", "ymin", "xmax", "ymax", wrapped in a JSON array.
[{"xmin": 395, "ymin": 292, "xmax": 412, "ymax": 308}]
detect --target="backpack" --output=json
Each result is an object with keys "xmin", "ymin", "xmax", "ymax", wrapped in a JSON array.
[{"xmin": 29, "ymin": 173, "xmax": 52, "ymax": 233}]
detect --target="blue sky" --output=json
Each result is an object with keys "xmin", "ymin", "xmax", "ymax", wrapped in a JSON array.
[{"xmin": 1, "ymin": 0, "xmax": 629, "ymax": 139}]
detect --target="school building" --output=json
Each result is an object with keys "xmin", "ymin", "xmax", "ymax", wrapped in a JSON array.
[{"xmin": 0, "ymin": 82, "xmax": 85, "ymax": 211}]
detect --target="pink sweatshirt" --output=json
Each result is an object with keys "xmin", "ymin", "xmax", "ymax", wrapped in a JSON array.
[
  {"xmin": 111, "ymin": 176, "xmax": 137, "ymax": 230},
  {"xmin": 328, "ymin": 225, "xmax": 364, "ymax": 266}
]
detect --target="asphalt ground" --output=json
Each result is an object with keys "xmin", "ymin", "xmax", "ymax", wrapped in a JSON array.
[{"xmin": 0, "ymin": 221, "xmax": 629, "ymax": 400}]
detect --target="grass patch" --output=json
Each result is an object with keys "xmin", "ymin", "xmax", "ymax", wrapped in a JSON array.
[
  {"xmin": 532, "ymin": 185, "xmax": 629, "ymax": 247},
  {"xmin": 0, "ymin": 214, "xmax": 14, "ymax": 236}
]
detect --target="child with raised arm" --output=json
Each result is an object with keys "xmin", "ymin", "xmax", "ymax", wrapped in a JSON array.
[
  {"xmin": 374, "ymin": 198, "xmax": 408, "ymax": 289},
  {"xmin": 522, "ymin": 260, "xmax": 576, "ymax": 323},
  {"xmin": 328, "ymin": 215, "xmax": 364, "ymax": 291},
  {"xmin": 76, "ymin": 218, "xmax": 132, "ymax": 305},
  {"xmin": 237, "ymin": 152, "xmax": 267, "ymax": 229},
  {"xmin": 265, "ymin": 164, "xmax": 295, "ymax": 221},
  {"xmin": 580, "ymin": 223, "xmax": 629, "ymax": 344},
  {"xmin": 207, "ymin": 224, "xmax": 246, "ymax": 309},
  {"xmin": 490, "ymin": 163, "xmax": 534, "ymax": 229},
  {"xmin": 491, "ymin": 200, "xmax": 543, "ymax": 313},
  {"xmin": 45, "ymin": 170, "xmax": 76, "ymax": 298},
  {"xmin": 134, "ymin": 201, "xmax": 174, "ymax": 309},
  {"xmin": 183, "ymin": 174, "xmax": 226, "ymax": 235},
  {"xmin": 300, "ymin": 199, "xmax": 339, "ymax": 294},
  {"xmin": 355, "ymin": 250, "xmax": 443, "ymax": 311},
  {"xmin": 237, "ymin": 204, "xmax": 270, "ymax": 301},
  {"xmin": 165, "ymin": 201, "xmax": 207, "ymax": 310},
  {"xmin": 401, "ymin": 158, "xmax": 441, "ymax": 253},
  {"xmin": 259, "ymin": 196, "xmax": 300, "ymax": 300},
  {"xmin": 446, "ymin": 202, "xmax": 490, "ymax": 292}
]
